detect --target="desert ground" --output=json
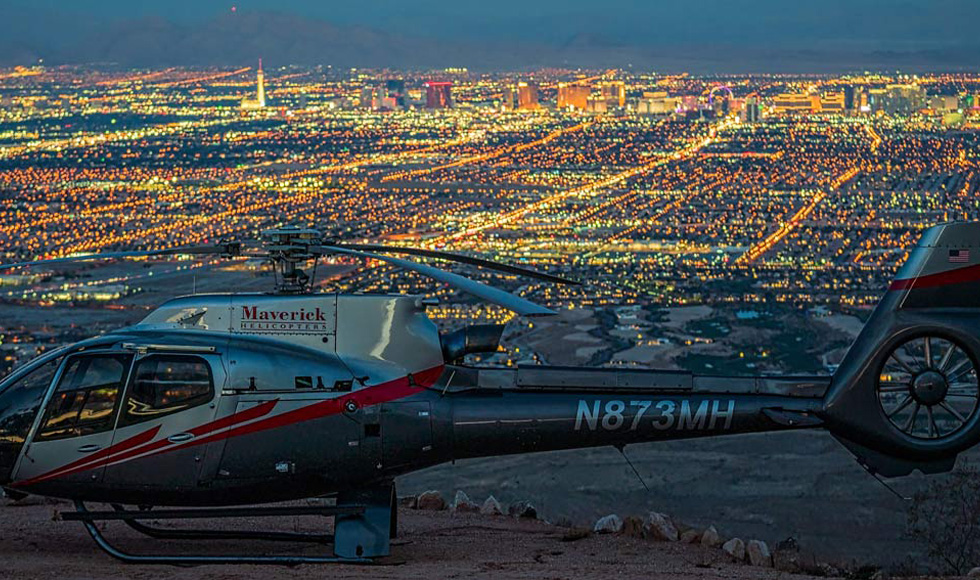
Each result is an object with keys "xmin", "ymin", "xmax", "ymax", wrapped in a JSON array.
[
  {"xmin": 1, "ymin": 494, "xmax": 830, "ymax": 580},
  {"xmin": 400, "ymin": 430, "xmax": 962, "ymax": 571}
]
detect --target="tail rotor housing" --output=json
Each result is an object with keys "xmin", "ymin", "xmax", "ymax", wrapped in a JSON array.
[{"xmin": 824, "ymin": 222, "xmax": 980, "ymax": 476}]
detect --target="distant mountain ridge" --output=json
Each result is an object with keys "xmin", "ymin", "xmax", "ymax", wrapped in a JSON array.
[
  {"xmin": 61, "ymin": 12, "xmax": 460, "ymax": 69},
  {"xmin": 0, "ymin": 9, "xmax": 978, "ymax": 73}
]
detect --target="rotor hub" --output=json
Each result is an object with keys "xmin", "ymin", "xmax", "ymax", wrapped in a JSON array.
[
  {"xmin": 911, "ymin": 370, "xmax": 949, "ymax": 406},
  {"xmin": 262, "ymin": 227, "xmax": 323, "ymax": 294},
  {"xmin": 876, "ymin": 335, "xmax": 980, "ymax": 440}
]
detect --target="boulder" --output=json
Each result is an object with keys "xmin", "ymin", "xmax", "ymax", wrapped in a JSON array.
[
  {"xmin": 968, "ymin": 568, "xmax": 980, "ymax": 579},
  {"xmin": 508, "ymin": 500, "xmax": 537, "ymax": 519},
  {"xmin": 416, "ymin": 490, "xmax": 446, "ymax": 511},
  {"xmin": 480, "ymin": 495, "xmax": 503, "ymax": 516},
  {"xmin": 645, "ymin": 511, "xmax": 679, "ymax": 542},
  {"xmin": 450, "ymin": 490, "xmax": 479, "ymax": 514},
  {"xmin": 593, "ymin": 514, "xmax": 623, "ymax": 534},
  {"xmin": 671, "ymin": 518, "xmax": 694, "ymax": 535},
  {"xmin": 700, "ymin": 525, "xmax": 723, "ymax": 548},
  {"xmin": 680, "ymin": 529, "xmax": 701, "ymax": 543},
  {"xmin": 722, "ymin": 538, "xmax": 746, "ymax": 561},
  {"xmin": 775, "ymin": 537, "xmax": 799, "ymax": 552},
  {"xmin": 772, "ymin": 537, "xmax": 802, "ymax": 572},
  {"xmin": 773, "ymin": 549, "xmax": 802, "ymax": 573},
  {"xmin": 622, "ymin": 516, "xmax": 645, "ymax": 538},
  {"xmin": 817, "ymin": 563, "xmax": 842, "ymax": 577},
  {"xmin": 561, "ymin": 527, "xmax": 592, "ymax": 542},
  {"xmin": 746, "ymin": 540, "xmax": 773, "ymax": 567}
]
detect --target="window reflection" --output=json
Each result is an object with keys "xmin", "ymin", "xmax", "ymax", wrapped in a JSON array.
[
  {"xmin": 121, "ymin": 356, "xmax": 213, "ymax": 426},
  {"xmin": 37, "ymin": 354, "xmax": 130, "ymax": 441}
]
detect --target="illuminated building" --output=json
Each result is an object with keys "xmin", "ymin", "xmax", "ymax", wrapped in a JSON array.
[
  {"xmin": 501, "ymin": 86, "xmax": 516, "ymax": 110},
  {"xmin": 844, "ymin": 85, "xmax": 856, "ymax": 110},
  {"xmin": 819, "ymin": 93, "xmax": 845, "ymax": 113},
  {"xmin": 360, "ymin": 87, "xmax": 378, "ymax": 109},
  {"xmin": 385, "ymin": 79, "xmax": 407, "ymax": 109},
  {"xmin": 859, "ymin": 89, "xmax": 870, "ymax": 112},
  {"xmin": 599, "ymin": 81, "xmax": 626, "ymax": 108},
  {"xmin": 929, "ymin": 95, "xmax": 959, "ymax": 112},
  {"xmin": 771, "ymin": 93, "xmax": 815, "ymax": 114},
  {"xmin": 745, "ymin": 99, "xmax": 761, "ymax": 122},
  {"xmin": 869, "ymin": 84, "xmax": 926, "ymax": 115},
  {"xmin": 637, "ymin": 91, "xmax": 679, "ymax": 115},
  {"xmin": 771, "ymin": 92, "xmax": 844, "ymax": 114},
  {"xmin": 557, "ymin": 83, "xmax": 590, "ymax": 110},
  {"xmin": 517, "ymin": 82, "xmax": 539, "ymax": 110},
  {"xmin": 240, "ymin": 58, "xmax": 267, "ymax": 109},
  {"xmin": 867, "ymin": 88, "xmax": 887, "ymax": 112},
  {"xmin": 424, "ymin": 81, "xmax": 453, "ymax": 109},
  {"xmin": 680, "ymin": 95, "xmax": 700, "ymax": 111},
  {"xmin": 586, "ymin": 95, "xmax": 608, "ymax": 113}
]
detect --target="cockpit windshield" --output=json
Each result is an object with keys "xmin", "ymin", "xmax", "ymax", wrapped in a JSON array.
[{"xmin": 0, "ymin": 355, "xmax": 63, "ymax": 482}]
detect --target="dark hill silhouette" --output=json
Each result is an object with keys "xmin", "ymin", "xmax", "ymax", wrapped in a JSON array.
[{"xmin": 0, "ymin": 8, "xmax": 977, "ymax": 72}]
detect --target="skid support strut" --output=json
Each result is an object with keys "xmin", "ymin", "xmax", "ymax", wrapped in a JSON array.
[{"xmin": 60, "ymin": 483, "xmax": 397, "ymax": 565}]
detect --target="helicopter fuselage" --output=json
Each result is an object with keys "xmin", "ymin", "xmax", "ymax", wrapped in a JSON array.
[{"xmin": 0, "ymin": 292, "xmax": 832, "ymax": 506}]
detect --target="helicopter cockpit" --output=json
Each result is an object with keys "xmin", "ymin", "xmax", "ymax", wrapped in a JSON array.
[
  {"xmin": 0, "ymin": 346, "xmax": 69, "ymax": 487},
  {"xmin": 0, "ymin": 335, "xmax": 227, "ymax": 495}
]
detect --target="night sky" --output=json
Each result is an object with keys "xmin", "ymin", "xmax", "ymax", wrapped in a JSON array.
[
  {"xmin": 2, "ymin": 0, "xmax": 977, "ymax": 70},
  {"xmin": 11, "ymin": 0, "xmax": 980, "ymax": 47}
]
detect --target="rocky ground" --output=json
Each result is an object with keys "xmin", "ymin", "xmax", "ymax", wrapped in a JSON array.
[
  {"xmin": 399, "ymin": 431, "xmax": 980, "ymax": 572},
  {"xmin": 0, "ymin": 492, "xmax": 839, "ymax": 580}
]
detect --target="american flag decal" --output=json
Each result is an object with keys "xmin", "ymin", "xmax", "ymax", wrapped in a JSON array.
[{"xmin": 949, "ymin": 249, "xmax": 970, "ymax": 263}]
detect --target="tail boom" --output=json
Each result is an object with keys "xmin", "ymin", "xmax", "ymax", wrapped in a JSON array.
[{"xmin": 433, "ymin": 366, "xmax": 827, "ymax": 462}]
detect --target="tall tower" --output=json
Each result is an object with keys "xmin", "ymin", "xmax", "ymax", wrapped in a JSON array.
[
  {"xmin": 424, "ymin": 81, "xmax": 452, "ymax": 109},
  {"xmin": 517, "ymin": 82, "xmax": 539, "ymax": 110},
  {"xmin": 256, "ymin": 58, "xmax": 267, "ymax": 108}
]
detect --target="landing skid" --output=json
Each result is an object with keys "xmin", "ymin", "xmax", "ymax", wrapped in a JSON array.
[
  {"xmin": 61, "ymin": 485, "xmax": 398, "ymax": 565},
  {"xmin": 111, "ymin": 504, "xmax": 336, "ymax": 544}
]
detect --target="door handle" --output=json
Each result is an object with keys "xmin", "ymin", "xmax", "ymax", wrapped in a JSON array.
[
  {"xmin": 77, "ymin": 444, "xmax": 101, "ymax": 453},
  {"xmin": 167, "ymin": 432, "xmax": 195, "ymax": 443}
]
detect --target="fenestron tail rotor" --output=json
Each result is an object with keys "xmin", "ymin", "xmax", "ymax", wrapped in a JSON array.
[{"xmin": 877, "ymin": 336, "xmax": 980, "ymax": 440}]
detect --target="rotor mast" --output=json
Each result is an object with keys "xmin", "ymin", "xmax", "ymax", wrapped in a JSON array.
[{"xmin": 262, "ymin": 227, "xmax": 322, "ymax": 294}]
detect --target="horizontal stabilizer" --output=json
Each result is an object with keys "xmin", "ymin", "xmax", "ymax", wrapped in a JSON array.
[{"xmin": 833, "ymin": 434, "xmax": 956, "ymax": 478}]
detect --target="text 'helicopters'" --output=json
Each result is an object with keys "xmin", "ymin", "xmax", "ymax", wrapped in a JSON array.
[{"xmin": 0, "ymin": 223, "xmax": 978, "ymax": 564}]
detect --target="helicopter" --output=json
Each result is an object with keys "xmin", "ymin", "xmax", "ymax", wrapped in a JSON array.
[{"xmin": 0, "ymin": 222, "xmax": 979, "ymax": 565}]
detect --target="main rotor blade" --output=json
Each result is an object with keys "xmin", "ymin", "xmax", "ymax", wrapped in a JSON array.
[
  {"xmin": 0, "ymin": 243, "xmax": 242, "ymax": 271},
  {"xmin": 318, "ymin": 246, "xmax": 557, "ymax": 317},
  {"xmin": 333, "ymin": 244, "xmax": 580, "ymax": 285}
]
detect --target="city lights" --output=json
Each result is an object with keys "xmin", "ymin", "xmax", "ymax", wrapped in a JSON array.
[{"xmin": 1, "ymin": 66, "xmax": 978, "ymax": 373}]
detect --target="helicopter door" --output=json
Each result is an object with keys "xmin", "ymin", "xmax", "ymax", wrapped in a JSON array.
[
  {"xmin": 14, "ymin": 353, "xmax": 133, "ymax": 491},
  {"xmin": 380, "ymin": 402, "xmax": 433, "ymax": 469},
  {"xmin": 103, "ymin": 353, "xmax": 222, "ymax": 490}
]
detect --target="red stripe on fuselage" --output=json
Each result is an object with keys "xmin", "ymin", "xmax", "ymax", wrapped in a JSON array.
[
  {"xmin": 12, "ymin": 425, "xmax": 162, "ymax": 487},
  {"xmin": 12, "ymin": 397, "xmax": 279, "ymax": 487},
  {"xmin": 14, "ymin": 366, "xmax": 443, "ymax": 488},
  {"xmin": 139, "ymin": 365, "xmax": 443, "ymax": 462},
  {"xmin": 890, "ymin": 263, "xmax": 980, "ymax": 291}
]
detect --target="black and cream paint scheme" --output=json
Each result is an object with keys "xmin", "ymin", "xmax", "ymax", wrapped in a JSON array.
[{"xmin": 1, "ymin": 223, "xmax": 980, "ymax": 564}]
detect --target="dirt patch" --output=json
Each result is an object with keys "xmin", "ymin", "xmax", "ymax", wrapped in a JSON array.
[{"xmin": 0, "ymin": 499, "xmax": 825, "ymax": 580}]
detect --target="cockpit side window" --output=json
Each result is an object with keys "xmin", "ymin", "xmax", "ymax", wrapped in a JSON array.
[
  {"xmin": 119, "ymin": 355, "xmax": 213, "ymax": 427},
  {"xmin": 0, "ymin": 357, "xmax": 62, "ymax": 474},
  {"xmin": 36, "ymin": 354, "xmax": 132, "ymax": 442}
]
